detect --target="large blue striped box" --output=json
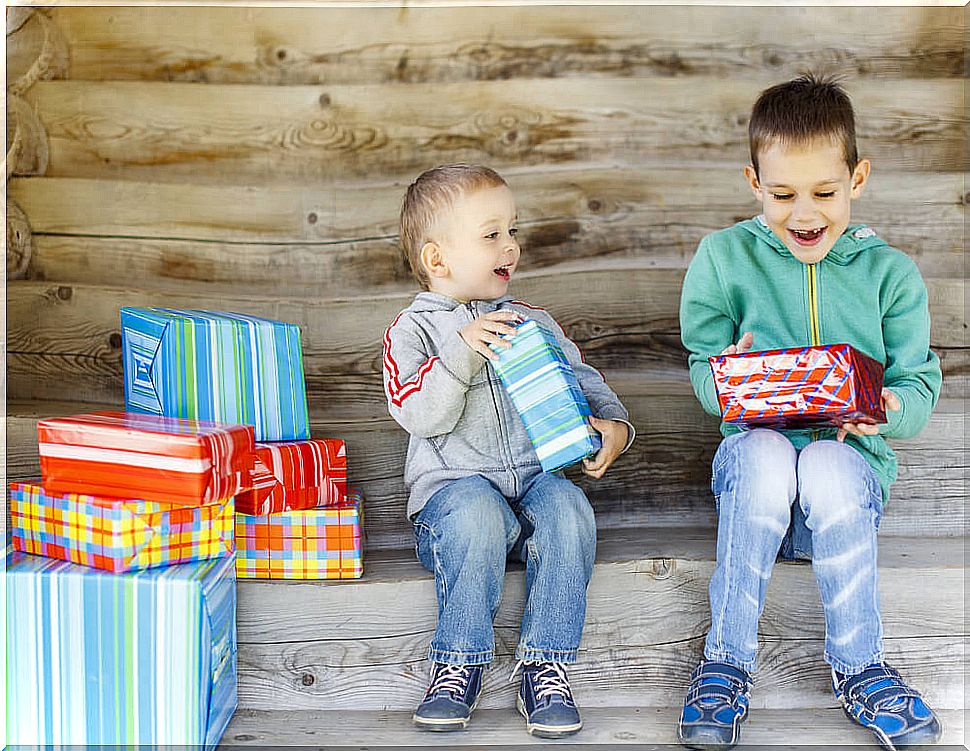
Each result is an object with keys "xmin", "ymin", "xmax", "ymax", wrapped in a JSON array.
[
  {"xmin": 5, "ymin": 550, "xmax": 237, "ymax": 748},
  {"xmin": 491, "ymin": 318, "xmax": 602, "ymax": 472},
  {"xmin": 121, "ymin": 307, "xmax": 310, "ymax": 441}
]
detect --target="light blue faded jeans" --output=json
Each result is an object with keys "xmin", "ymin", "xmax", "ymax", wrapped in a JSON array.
[
  {"xmin": 705, "ymin": 429, "xmax": 885, "ymax": 676},
  {"xmin": 413, "ymin": 472, "xmax": 596, "ymax": 666}
]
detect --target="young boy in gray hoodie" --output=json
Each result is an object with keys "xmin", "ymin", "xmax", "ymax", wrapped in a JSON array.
[{"xmin": 383, "ymin": 163, "xmax": 634, "ymax": 738}]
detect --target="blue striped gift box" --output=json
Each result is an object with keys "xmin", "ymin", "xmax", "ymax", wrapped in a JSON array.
[
  {"xmin": 491, "ymin": 319, "xmax": 602, "ymax": 472},
  {"xmin": 121, "ymin": 307, "xmax": 310, "ymax": 441},
  {"xmin": 5, "ymin": 549, "xmax": 237, "ymax": 748}
]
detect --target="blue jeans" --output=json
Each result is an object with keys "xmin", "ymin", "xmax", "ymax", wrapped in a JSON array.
[
  {"xmin": 413, "ymin": 473, "xmax": 597, "ymax": 666},
  {"xmin": 706, "ymin": 429, "xmax": 885, "ymax": 676}
]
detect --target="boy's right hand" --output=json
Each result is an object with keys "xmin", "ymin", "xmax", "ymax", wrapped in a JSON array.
[
  {"xmin": 721, "ymin": 331, "xmax": 753, "ymax": 356},
  {"xmin": 459, "ymin": 310, "xmax": 522, "ymax": 361}
]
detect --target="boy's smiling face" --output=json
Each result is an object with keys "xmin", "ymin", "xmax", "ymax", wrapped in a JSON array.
[
  {"xmin": 423, "ymin": 184, "xmax": 521, "ymax": 301},
  {"xmin": 744, "ymin": 138, "xmax": 870, "ymax": 264}
]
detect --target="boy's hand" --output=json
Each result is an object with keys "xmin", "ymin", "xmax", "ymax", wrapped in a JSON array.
[
  {"xmin": 721, "ymin": 331, "xmax": 754, "ymax": 356},
  {"xmin": 459, "ymin": 310, "xmax": 521, "ymax": 361},
  {"xmin": 582, "ymin": 416, "xmax": 629, "ymax": 479},
  {"xmin": 837, "ymin": 388, "xmax": 900, "ymax": 442}
]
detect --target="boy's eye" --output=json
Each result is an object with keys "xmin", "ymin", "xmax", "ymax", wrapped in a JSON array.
[
  {"xmin": 771, "ymin": 193, "xmax": 794, "ymax": 201},
  {"xmin": 484, "ymin": 232, "xmax": 499, "ymax": 240},
  {"xmin": 816, "ymin": 191, "xmax": 836, "ymax": 198},
  {"xmin": 509, "ymin": 227, "xmax": 518, "ymax": 237}
]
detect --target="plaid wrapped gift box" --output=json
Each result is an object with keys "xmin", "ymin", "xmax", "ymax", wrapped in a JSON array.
[
  {"xmin": 6, "ymin": 550, "xmax": 236, "ymax": 748},
  {"xmin": 121, "ymin": 307, "xmax": 310, "ymax": 441},
  {"xmin": 490, "ymin": 318, "xmax": 602, "ymax": 472},
  {"xmin": 236, "ymin": 438, "xmax": 347, "ymax": 515},
  {"xmin": 10, "ymin": 481, "xmax": 234, "ymax": 573},
  {"xmin": 710, "ymin": 343, "xmax": 887, "ymax": 429},
  {"xmin": 38, "ymin": 411, "xmax": 255, "ymax": 507},
  {"xmin": 235, "ymin": 491, "xmax": 363, "ymax": 580}
]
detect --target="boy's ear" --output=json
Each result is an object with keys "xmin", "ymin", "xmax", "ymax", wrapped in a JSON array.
[
  {"xmin": 849, "ymin": 159, "xmax": 871, "ymax": 198},
  {"xmin": 420, "ymin": 241, "xmax": 449, "ymax": 279},
  {"xmin": 743, "ymin": 165, "xmax": 763, "ymax": 200}
]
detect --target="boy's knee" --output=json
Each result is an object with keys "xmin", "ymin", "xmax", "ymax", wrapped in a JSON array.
[
  {"xmin": 527, "ymin": 484, "xmax": 596, "ymax": 554},
  {"xmin": 798, "ymin": 441, "xmax": 876, "ymax": 526},
  {"xmin": 436, "ymin": 478, "xmax": 510, "ymax": 546},
  {"xmin": 720, "ymin": 430, "xmax": 796, "ymax": 518}
]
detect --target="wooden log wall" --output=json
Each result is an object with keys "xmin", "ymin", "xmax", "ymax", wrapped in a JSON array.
[{"xmin": 6, "ymin": 5, "xmax": 967, "ymax": 550}]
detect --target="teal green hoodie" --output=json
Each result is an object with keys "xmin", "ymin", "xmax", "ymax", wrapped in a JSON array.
[{"xmin": 679, "ymin": 216, "xmax": 942, "ymax": 503}]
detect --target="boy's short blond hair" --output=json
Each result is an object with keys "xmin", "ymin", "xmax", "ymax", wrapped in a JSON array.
[
  {"xmin": 749, "ymin": 73, "xmax": 858, "ymax": 177},
  {"xmin": 399, "ymin": 163, "xmax": 509, "ymax": 289}
]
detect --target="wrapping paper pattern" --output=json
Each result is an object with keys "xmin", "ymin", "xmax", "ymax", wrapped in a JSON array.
[
  {"xmin": 38, "ymin": 411, "xmax": 255, "ymax": 507},
  {"xmin": 490, "ymin": 319, "xmax": 602, "ymax": 472},
  {"xmin": 5, "ymin": 550, "xmax": 237, "ymax": 748},
  {"xmin": 710, "ymin": 343, "xmax": 887, "ymax": 429},
  {"xmin": 235, "ymin": 492, "xmax": 363, "ymax": 579},
  {"xmin": 10, "ymin": 482, "xmax": 234, "ymax": 573},
  {"xmin": 121, "ymin": 307, "xmax": 310, "ymax": 441},
  {"xmin": 236, "ymin": 438, "xmax": 347, "ymax": 515}
]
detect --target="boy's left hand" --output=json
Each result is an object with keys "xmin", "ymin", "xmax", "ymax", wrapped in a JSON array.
[
  {"xmin": 837, "ymin": 388, "xmax": 900, "ymax": 442},
  {"xmin": 582, "ymin": 416, "xmax": 629, "ymax": 479}
]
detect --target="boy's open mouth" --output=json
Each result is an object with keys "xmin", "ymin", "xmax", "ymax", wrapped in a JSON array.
[
  {"xmin": 788, "ymin": 226, "xmax": 827, "ymax": 246},
  {"xmin": 494, "ymin": 263, "xmax": 513, "ymax": 280}
]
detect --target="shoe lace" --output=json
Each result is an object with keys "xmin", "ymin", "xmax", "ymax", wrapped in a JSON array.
[
  {"xmin": 509, "ymin": 660, "xmax": 574, "ymax": 703},
  {"xmin": 841, "ymin": 664, "xmax": 922, "ymax": 712},
  {"xmin": 427, "ymin": 664, "xmax": 473, "ymax": 697}
]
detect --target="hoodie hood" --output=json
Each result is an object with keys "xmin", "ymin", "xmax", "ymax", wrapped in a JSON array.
[
  {"xmin": 408, "ymin": 291, "xmax": 515, "ymax": 314},
  {"xmin": 739, "ymin": 214, "xmax": 889, "ymax": 266}
]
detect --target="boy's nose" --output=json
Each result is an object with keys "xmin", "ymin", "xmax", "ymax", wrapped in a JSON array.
[{"xmin": 791, "ymin": 195, "xmax": 817, "ymax": 222}]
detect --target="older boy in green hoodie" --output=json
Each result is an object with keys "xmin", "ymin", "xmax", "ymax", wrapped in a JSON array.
[{"xmin": 677, "ymin": 75, "xmax": 942, "ymax": 751}]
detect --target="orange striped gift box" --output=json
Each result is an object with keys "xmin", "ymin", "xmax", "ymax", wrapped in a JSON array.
[
  {"xmin": 10, "ymin": 482, "xmax": 234, "ymax": 573},
  {"xmin": 235, "ymin": 439, "xmax": 347, "ymax": 515},
  {"xmin": 38, "ymin": 411, "xmax": 255, "ymax": 507},
  {"xmin": 235, "ymin": 492, "xmax": 362, "ymax": 580}
]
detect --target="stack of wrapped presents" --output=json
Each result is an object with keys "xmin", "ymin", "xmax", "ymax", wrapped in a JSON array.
[{"xmin": 7, "ymin": 308, "xmax": 361, "ymax": 747}]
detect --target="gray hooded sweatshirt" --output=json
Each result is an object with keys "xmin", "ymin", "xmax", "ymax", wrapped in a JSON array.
[{"xmin": 383, "ymin": 292, "xmax": 634, "ymax": 519}]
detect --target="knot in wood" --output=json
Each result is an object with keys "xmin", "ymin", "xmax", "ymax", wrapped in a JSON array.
[
  {"xmin": 301, "ymin": 672, "xmax": 315, "ymax": 686},
  {"xmin": 275, "ymin": 48, "xmax": 288, "ymax": 61},
  {"xmin": 587, "ymin": 198, "xmax": 602, "ymax": 212},
  {"xmin": 108, "ymin": 332, "xmax": 123, "ymax": 349},
  {"xmin": 650, "ymin": 557, "xmax": 674, "ymax": 579},
  {"xmin": 962, "ymin": 192, "xmax": 970, "ymax": 206},
  {"xmin": 56, "ymin": 285, "xmax": 73, "ymax": 301},
  {"xmin": 233, "ymin": 735, "xmax": 256, "ymax": 742},
  {"xmin": 319, "ymin": 93, "xmax": 331, "ymax": 108},
  {"xmin": 307, "ymin": 212, "xmax": 318, "ymax": 225}
]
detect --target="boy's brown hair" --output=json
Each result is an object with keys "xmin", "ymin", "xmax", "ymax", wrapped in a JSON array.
[
  {"xmin": 749, "ymin": 73, "xmax": 858, "ymax": 177},
  {"xmin": 399, "ymin": 163, "xmax": 508, "ymax": 289}
]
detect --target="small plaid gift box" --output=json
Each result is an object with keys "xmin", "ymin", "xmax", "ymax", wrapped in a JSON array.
[
  {"xmin": 490, "ymin": 318, "xmax": 601, "ymax": 472},
  {"xmin": 10, "ymin": 481, "xmax": 234, "ymax": 573},
  {"xmin": 235, "ymin": 439, "xmax": 347, "ymax": 516},
  {"xmin": 6, "ymin": 550, "xmax": 236, "ymax": 748},
  {"xmin": 235, "ymin": 490, "xmax": 363, "ymax": 580},
  {"xmin": 121, "ymin": 307, "xmax": 310, "ymax": 441},
  {"xmin": 709, "ymin": 343, "xmax": 887, "ymax": 429},
  {"xmin": 38, "ymin": 411, "xmax": 255, "ymax": 507}
]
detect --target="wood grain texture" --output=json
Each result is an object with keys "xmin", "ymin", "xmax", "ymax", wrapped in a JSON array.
[
  {"xmin": 11, "ymin": 169, "xmax": 966, "ymax": 291},
  {"xmin": 6, "ymin": 95, "xmax": 49, "ymax": 179},
  {"xmin": 6, "ymin": 200, "xmax": 34, "ymax": 280},
  {"xmin": 52, "ymin": 6, "xmax": 966, "ymax": 84},
  {"xmin": 23, "ymin": 77, "xmax": 967, "ymax": 183},
  {"xmin": 6, "ymin": 397, "xmax": 967, "ymax": 546},
  {"xmin": 223, "ymin": 706, "xmax": 966, "ymax": 747},
  {"xmin": 7, "ymin": 10, "xmax": 69, "ymax": 97},
  {"xmin": 230, "ymin": 533, "xmax": 966, "ymax": 711}
]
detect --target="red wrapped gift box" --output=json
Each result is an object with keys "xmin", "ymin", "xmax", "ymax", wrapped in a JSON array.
[
  {"xmin": 235, "ymin": 439, "xmax": 347, "ymax": 515},
  {"xmin": 709, "ymin": 343, "xmax": 886, "ymax": 429},
  {"xmin": 38, "ymin": 411, "xmax": 255, "ymax": 506}
]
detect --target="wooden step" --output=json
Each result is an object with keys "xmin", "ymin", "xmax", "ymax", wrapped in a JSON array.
[
  {"xmin": 7, "ymin": 392, "xmax": 965, "ymax": 546},
  {"xmin": 22, "ymin": 77, "xmax": 966, "ymax": 186},
  {"xmin": 233, "ymin": 529, "xmax": 966, "ymax": 713},
  {"xmin": 11, "ymin": 170, "xmax": 965, "ymax": 294},
  {"xmin": 222, "ymin": 706, "xmax": 967, "ymax": 747}
]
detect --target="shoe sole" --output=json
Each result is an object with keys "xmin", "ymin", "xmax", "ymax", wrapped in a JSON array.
[
  {"xmin": 412, "ymin": 695, "xmax": 481, "ymax": 732},
  {"xmin": 516, "ymin": 694, "xmax": 583, "ymax": 738}
]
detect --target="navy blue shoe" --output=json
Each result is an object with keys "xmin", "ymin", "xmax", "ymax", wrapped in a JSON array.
[
  {"xmin": 515, "ymin": 661, "xmax": 583, "ymax": 738},
  {"xmin": 678, "ymin": 659, "xmax": 752, "ymax": 750},
  {"xmin": 833, "ymin": 663, "xmax": 942, "ymax": 750},
  {"xmin": 412, "ymin": 662, "xmax": 485, "ymax": 731}
]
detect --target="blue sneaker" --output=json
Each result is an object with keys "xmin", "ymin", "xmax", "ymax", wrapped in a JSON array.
[
  {"xmin": 515, "ymin": 661, "xmax": 583, "ymax": 738},
  {"xmin": 678, "ymin": 659, "xmax": 752, "ymax": 750},
  {"xmin": 833, "ymin": 663, "xmax": 942, "ymax": 750},
  {"xmin": 412, "ymin": 662, "xmax": 485, "ymax": 731}
]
